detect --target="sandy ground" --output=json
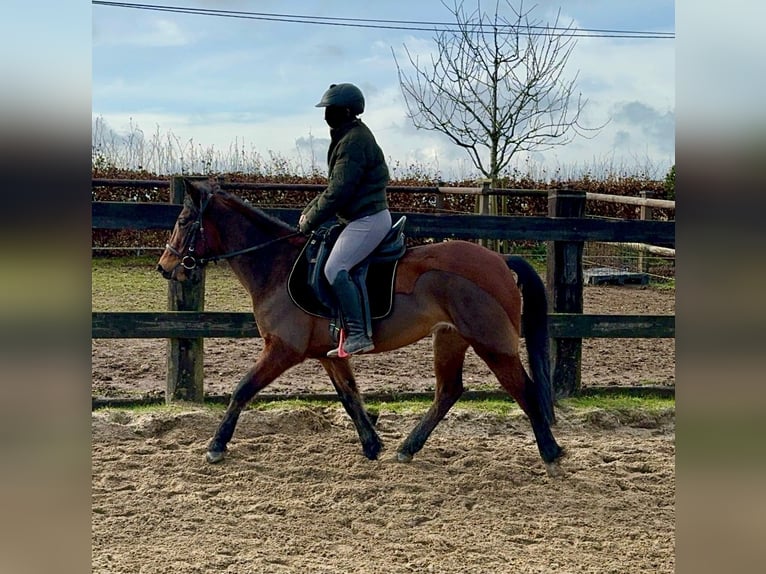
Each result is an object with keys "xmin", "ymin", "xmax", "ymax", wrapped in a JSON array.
[
  {"xmin": 92, "ymin": 405, "xmax": 675, "ymax": 573},
  {"xmin": 92, "ymin": 284, "xmax": 675, "ymax": 573}
]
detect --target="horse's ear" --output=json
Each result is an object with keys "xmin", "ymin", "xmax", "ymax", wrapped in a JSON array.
[{"xmin": 183, "ymin": 179, "xmax": 205, "ymax": 207}]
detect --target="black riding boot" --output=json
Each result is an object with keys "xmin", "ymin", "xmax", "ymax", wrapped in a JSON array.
[{"xmin": 328, "ymin": 269, "xmax": 374, "ymax": 356}]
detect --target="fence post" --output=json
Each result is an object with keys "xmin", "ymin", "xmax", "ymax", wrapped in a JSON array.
[
  {"xmin": 435, "ymin": 180, "xmax": 445, "ymax": 212},
  {"xmin": 166, "ymin": 175, "xmax": 206, "ymax": 403},
  {"xmin": 638, "ymin": 190, "xmax": 654, "ymax": 274},
  {"xmin": 546, "ymin": 188, "xmax": 586, "ymax": 397},
  {"xmin": 477, "ymin": 180, "xmax": 492, "ymax": 249}
]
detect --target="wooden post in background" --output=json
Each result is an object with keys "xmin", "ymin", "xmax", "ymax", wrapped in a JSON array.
[
  {"xmin": 435, "ymin": 180, "xmax": 445, "ymax": 212},
  {"xmin": 638, "ymin": 190, "xmax": 654, "ymax": 274},
  {"xmin": 546, "ymin": 188, "xmax": 586, "ymax": 397},
  {"xmin": 166, "ymin": 175, "xmax": 206, "ymax": 403},
  {"xmin": 477, "ymin": 180, "xmax": 491, "ymax": 249}
]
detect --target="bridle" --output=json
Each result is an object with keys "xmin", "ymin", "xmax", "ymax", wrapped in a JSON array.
[{"xmin": 164, "ymin": 192, "xmax": 301, "ymax": 270}]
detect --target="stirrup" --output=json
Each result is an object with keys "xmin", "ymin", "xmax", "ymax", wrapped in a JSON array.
[{"xmin": 327, "ymin": 329, "xmax": 374, "ymax": 358}]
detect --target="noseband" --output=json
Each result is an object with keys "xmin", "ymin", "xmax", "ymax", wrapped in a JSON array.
[
  {"xmin": 164, "ymin": 239, "xmax": 202, "ymax": 270},
  {"xmin": 165, "ymin": 193, "xmax": 300, "ymax": 270}
]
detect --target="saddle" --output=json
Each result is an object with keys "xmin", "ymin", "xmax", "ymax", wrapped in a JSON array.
[{"xmin": 287, "ymin": 216, "xmax": 407, "ymax": 330}]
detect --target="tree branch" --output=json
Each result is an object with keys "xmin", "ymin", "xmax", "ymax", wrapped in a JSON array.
[{"xmin": 394, "ymin": 0, "xmax": 603, "ymax": 179}]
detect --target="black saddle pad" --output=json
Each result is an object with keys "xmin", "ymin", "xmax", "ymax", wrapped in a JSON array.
[{"xmin": 287, "ymin": 242, "xmax": 400, "ymax": 320}]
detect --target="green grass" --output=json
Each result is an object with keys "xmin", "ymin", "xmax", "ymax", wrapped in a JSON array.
[
  {"xmin": 99, "ymin": 402, "xmax": 209, "ymax": 417},
  {"xmin": 366, "ymin": 398, "xmax": 523, "ymax": 417},
  {"xmin": 94, "ymin": 394, "xmax": 674, "ymax": 416},
  {"xmin": 559, "ymin": 394, "xmax": 673, "ymax": 412},
  {"xmin": 651, "ymin": 278, "xmax": 675, "ymax": 291},
  {"xmin": 255, "ymin": 394, "xmax": 675, "ymax": 416},
  {"xmin": 92, "ymin": 255, "xmax": 252, "ymax": 312}
]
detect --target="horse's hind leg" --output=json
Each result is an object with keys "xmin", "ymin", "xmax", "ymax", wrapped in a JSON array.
[
  {"xmin": 207, "ymin": 337, "xmax": 303, "ymax": 463},
  {"xmin": 397, "ymin": 325, "xmax": 469, "ymax": 462},
  {"xmin": 476, "ymin": 347, "xmax": 563, "ymax": 473},
  {"xmin": 321, "ymin": 358, "xmax": 382, "ymax": 460},
  {"xmin": 520, "ymin": 369, "xmax": 564, "ymax": 475}
]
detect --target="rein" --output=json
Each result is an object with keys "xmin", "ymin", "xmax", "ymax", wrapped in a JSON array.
[
  {"xmin": 165, "ymin": 192, "xmax": 301, "ymax": 270},
  {"xmin": 166, "ymin": 232, "xmax": 301, "ymax": 270}
]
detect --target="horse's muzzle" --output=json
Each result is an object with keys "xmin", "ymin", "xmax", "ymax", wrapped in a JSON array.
[{"xmin": 157, "ymin": 264, "xmax": 173, "ymax": 280}]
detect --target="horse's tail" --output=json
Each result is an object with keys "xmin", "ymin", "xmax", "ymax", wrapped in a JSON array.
[{"xmin": 505, "ymin": 256, "xmax": 556, "ymax": 426}]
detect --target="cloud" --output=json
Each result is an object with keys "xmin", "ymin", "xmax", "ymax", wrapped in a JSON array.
[
  {"xmin": 295, "ymin": 135, "xmax": 330, "ymax": 150},
  {"xmin": 613, "ymin": 130, "xmax": 631, "ymax": 148},
  {"xmin": 91, "ymin": 2, "xmax": 675, "ymax": 179},
  {"xmin": 294, "ymin": 134, "xmax": 330, "ymax": 170},
  {"xmin": 93, "ymin": 18, "xmax": 190, "ymax": 47},
  {"xmin": 612, "ymin": 101, "xmax": 674, "ymax": 154}
]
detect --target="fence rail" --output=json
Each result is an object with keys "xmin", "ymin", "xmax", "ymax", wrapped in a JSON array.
[
  {"xmin": 92, "ymin": 311, "xmax": 674, "ymax": 339},
  {"xmin": 584, "ymin": 191, "xmax": 675, "ymax": 209},
  {"xmin": 92, "ymin": 203, "xmax": 674, "ymax": 243},
  {"xmin": 92, "ymin": 177, "xmax": 675, "ymax": 402}
]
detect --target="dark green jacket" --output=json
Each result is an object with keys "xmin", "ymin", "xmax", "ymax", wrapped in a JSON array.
[{"xmin": 301, "ymin": 119, "xmax": 389, "ymax": 231}]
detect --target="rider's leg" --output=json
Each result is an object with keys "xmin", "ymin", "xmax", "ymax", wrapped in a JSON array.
[
  {"xmin": 328, "ymin": 269, "xmax": 375, "ymax": 355},
  {"xmin": 324, "ymin": 210, "xmax": 391, "ymax": 356}
]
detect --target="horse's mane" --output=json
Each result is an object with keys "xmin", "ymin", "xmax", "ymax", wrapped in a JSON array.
[{"xmin": 212, "ymin": 186, "xmax": 296, "ymax": 235}]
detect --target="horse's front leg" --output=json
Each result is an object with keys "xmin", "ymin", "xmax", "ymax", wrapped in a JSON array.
[
  {"xmin": 207, "ymin": 336, "xmax": 303, "ymax": 464},
  {"xmin": 320, "ymin": 358, "xmax": 383, "ymax": 460}
]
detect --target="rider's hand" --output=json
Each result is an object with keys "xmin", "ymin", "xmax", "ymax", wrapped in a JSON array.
[{"xmin": 298, "ymin": 214, "xmax": 310, "ymax": 234}]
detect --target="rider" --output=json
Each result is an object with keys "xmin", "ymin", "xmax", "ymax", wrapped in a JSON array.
[{"xmin": 298, "ymin": 83, "xmax": 392, "ymax": 356}]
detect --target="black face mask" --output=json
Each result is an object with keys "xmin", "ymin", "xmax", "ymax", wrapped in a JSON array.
[{"xmin": 324, "ymin": 106, "xmax": 351, "ymax": 129}]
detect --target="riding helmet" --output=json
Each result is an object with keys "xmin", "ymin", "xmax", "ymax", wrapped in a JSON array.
[{"xmin": 315, "ymin": 83, "xmax": 365, "ymax": 115}]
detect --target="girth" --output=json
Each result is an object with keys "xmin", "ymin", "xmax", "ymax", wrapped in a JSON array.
[{"xmin": 287, "ymin": 216, "xmax": 407, "ymax": 321}]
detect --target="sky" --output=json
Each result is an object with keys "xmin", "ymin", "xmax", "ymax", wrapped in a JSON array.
[{"xmin": 91, "ymin": 0, "xmax": 676, "ymax": 180}]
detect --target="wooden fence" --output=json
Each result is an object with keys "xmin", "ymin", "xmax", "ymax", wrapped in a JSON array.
[{"xmin": 92, "ymin": 177, "xmax": 675, "ymax": 402}]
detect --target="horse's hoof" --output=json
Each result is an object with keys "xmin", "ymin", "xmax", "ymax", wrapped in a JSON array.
[
  {"xmin": 363, "ymin": 444, "xmax": 382, "ymax": 461},
  {"xmin": 397, "ymin": 451, "xmax": 413, "ymax": 463},
  {"xmin": 206, "ymin": 450, "xmax": 225, "ymax": 464},
  {"xmin": 544, "ymin": 461, "xmax": 564, "ymax": 478}
]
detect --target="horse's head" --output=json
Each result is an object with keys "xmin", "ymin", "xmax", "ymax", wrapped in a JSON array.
[{"xmin": 157, "ymin": 178, "xmax": 219, "ymax": 282}]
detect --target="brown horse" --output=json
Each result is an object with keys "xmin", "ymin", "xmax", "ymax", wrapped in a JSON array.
[{"xmin": 157, "ymin": 179, "xmax": 564, "ymax": 475}]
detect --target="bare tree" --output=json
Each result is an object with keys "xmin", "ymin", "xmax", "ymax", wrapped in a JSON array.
[{"xmin": 393, "ymin": 0, "xmax": 601, "ymax": 185}]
